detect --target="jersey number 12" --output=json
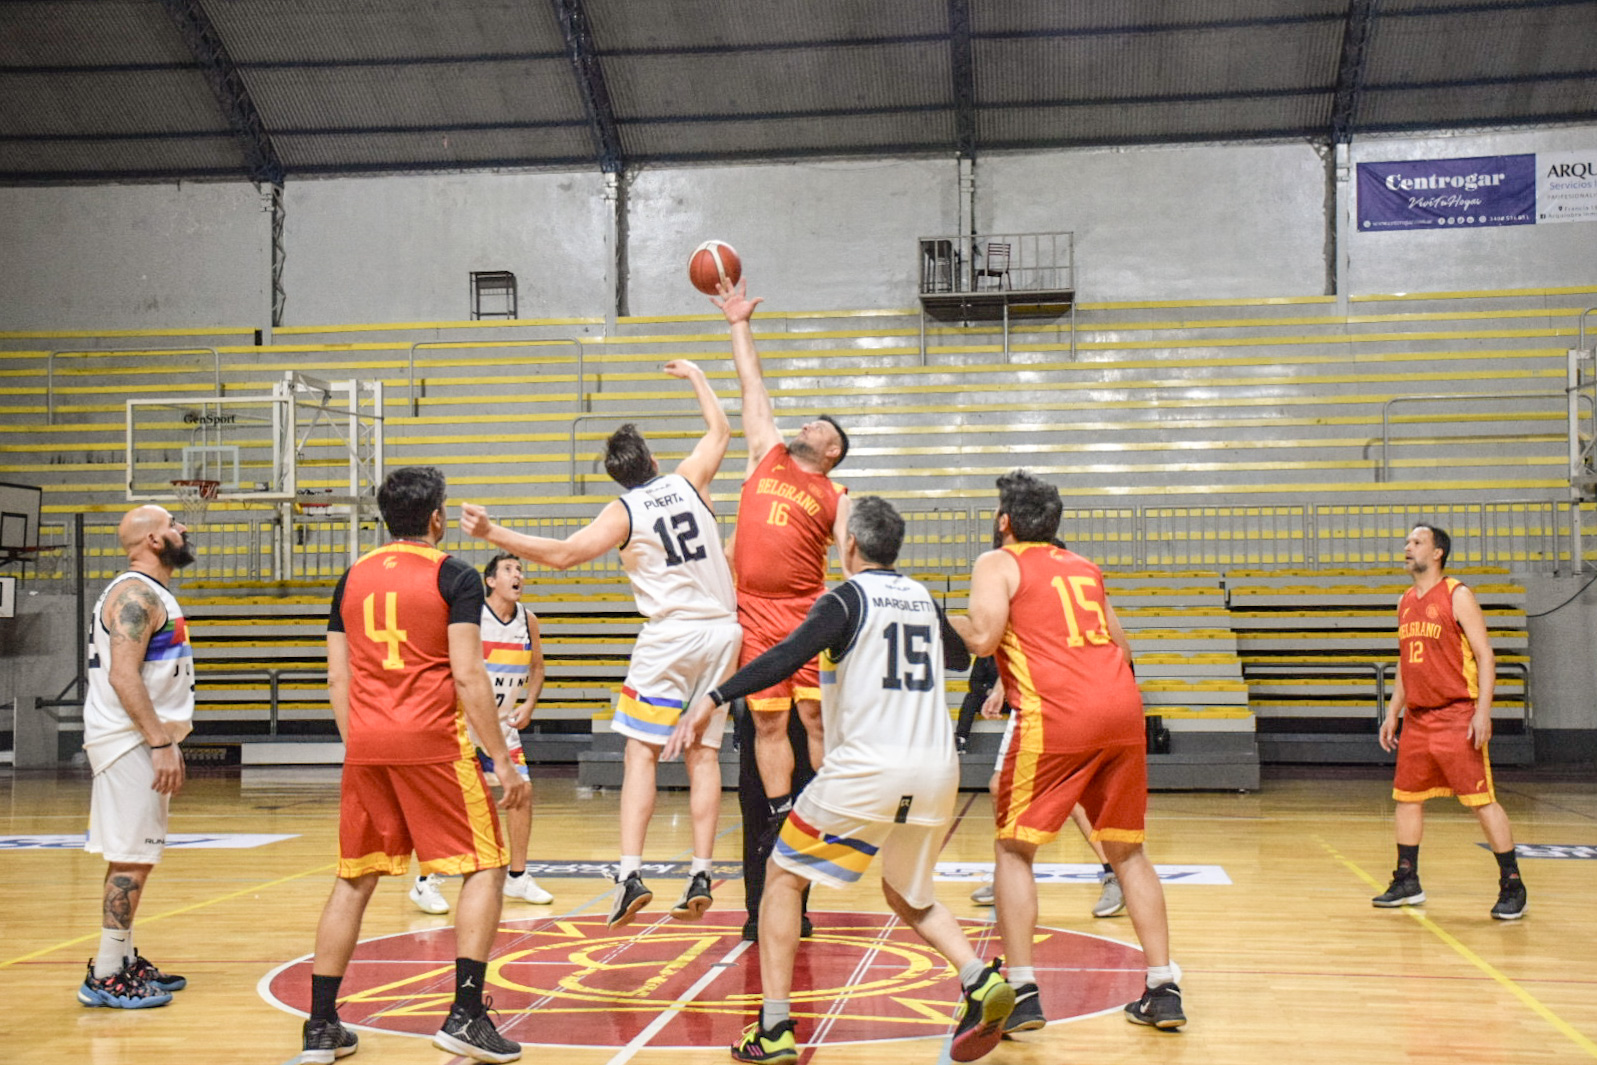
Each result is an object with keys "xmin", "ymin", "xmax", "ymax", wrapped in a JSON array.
[{"xmin": 653, "ymin": 512, "xmax": 707, "ymax": 567}]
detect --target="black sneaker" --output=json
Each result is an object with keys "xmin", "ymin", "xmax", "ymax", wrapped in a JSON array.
[
  {"xmin": 670, "ymin": 872, "xmax": 713, "ymax": 921},
  {"xmin": 950, "ymin": 959, "xmax": 1015, "ymax": 1061},
  {"xmin": 607, "ymin": 872, "xmax": 652, "ymax": 930},
  {"xmin": 432, "ymin": 998, "xmax": 521, "ymax": 1063},
  {"xmin": 1491, "ymin": 875, "xmax": 1528, "ymax": 920},
  {"xmin": 126, "ymin": 953, "xmax": 186, "ymax": 992},
  {"xmin": 800, "ymin": 914, "xmax": 814, "ymax": 938},
  {"xmin": 1004, "ymin": 982, "xmax": 1046, "ymax": 1033},
  {"xmin": 1371, "ymin": 870, "xmax": 1425, "ymax": 908},
  {"xmin": 300, "ymin": 1016, "xmax": 359, "ymax": 1064},
  {"xmin": 742, "ymin": 916, "xmax": 759, "ymax": 942},
  {"xmin": 731, "ymin": 1018, "xmax": 797, "ymax": 1064},
  {"xmin": 1125, "ymin": 982, "xmax": 1186, "ymax": 1030},
  {"xmin": 77, "ymin": 959, "xmax": 172, "ymax": 1009}
]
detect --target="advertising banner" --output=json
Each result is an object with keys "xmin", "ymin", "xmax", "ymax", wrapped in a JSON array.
[
  {"xmin": 1537, "ymin": 150, "xmax": 1597, "ymax": 224},
  {"xmin": 1357, "ymin": 154, "xmax": 1535, "ymax": 231}
]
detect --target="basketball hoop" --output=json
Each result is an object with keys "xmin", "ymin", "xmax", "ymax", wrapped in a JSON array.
[{"xmin": 170, "ymin": 479, "xmax": 221, "ymax": 527}]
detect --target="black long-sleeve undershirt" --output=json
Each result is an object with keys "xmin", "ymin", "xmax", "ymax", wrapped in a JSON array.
[{"xmin": 708, "ymin": 569, "xmax": 971, "ymax": 707}]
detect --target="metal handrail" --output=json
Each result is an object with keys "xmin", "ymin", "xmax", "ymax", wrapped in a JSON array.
[
  {"xmin": 407, "ymin": 337, "xmax": 587, "ymax": 416},
  {"xmin": 1578, "ymin": 306, "xmax": 1597, "ymax": 351},
  {"xmin": 1379, "ymin": 391, "xmax": 1592, "ymax": 482},
  {"xmin": 202, "ymin": 667, "xmax": 328, "ymax": 737},
  {"xmin": 48, "ymin": 348, "xmax": 220, "ymax": 425},
  {"xmin": 567, "ymin": 410, "xmax": 740, "ymax": 493}
]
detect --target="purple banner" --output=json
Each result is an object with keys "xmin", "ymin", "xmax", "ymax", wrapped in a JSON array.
[{"xmin": 1357, "ymin": 155, "xmax": 1535, "ymax": 231}]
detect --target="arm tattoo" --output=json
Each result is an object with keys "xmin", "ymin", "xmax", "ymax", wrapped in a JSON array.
[
  {"xmin": 109, "ymin": 584, "xmax": 163, "ymax": 647},
  {"xmin": 102, "ymin": 874, "xmax": 142, "ymax": 929}
]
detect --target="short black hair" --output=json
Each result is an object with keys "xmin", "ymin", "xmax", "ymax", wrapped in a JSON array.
[
  {"xmin": 849, "ymin": 495, "xmax": 904, "ymax": 566},
  {"xmin": 604, "ymin": 424, "xmax": 656, "ymax": 489},
  {"xmin": 484, "ymin": 552, "xmax": 519, "ymax": 584},
  {"xmin": 377, "ymin": 466, "xmax": 447, "ymax": 538},
  {"xmin": 1415, "ymin": 523, "xmax": 1451, "ymax": 568},
  {"xmin": 818, "ymin": 415, "xmax": 850, "ymax": 468},
  {"xmin": 996, "ymin": 469, "xmax": 1062, "ymax": 543}
]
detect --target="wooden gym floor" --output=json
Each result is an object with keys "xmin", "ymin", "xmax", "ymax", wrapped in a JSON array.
[{"xmin": 1, "ymin": 764, "xmax": 1593, "ymax": 1065}]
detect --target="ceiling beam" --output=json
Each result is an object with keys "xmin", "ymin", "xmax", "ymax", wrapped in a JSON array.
[
  {"xmin": 1330, "ymin": 0, "xmax": 1380, "ymax": 145},
  {"xmin": 948, "ymin": 0, "xmax": 977, "ymax": 159},
  {"xmin": 550, "ymin": 0, "xmax": 624, "ymax": 174},
  {"xmin": 156, "ymin": 0, "xmax": 284, "ymax": 183}
]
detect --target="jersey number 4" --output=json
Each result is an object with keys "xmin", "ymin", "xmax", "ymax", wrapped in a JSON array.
[
  {"xmin": 653, "ymin": 512, "xmax": 707, "ymax": 567},
  {"xmin": 363, "ymin": 592, "xmax": 409, "ymax": 670},
  {"xmin": 881, "ymin": 622, "xmax": 934, "ymax": 692}
]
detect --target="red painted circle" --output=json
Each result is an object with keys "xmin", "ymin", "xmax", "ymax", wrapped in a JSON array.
[{"xmin": 264, "ymin": 910, "xmax": 1145, "ymax": 1048}]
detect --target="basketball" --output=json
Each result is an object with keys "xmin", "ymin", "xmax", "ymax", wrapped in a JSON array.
[{"xmin": 688, "ymin": 240, "xmax": 742, "ymax": 295}]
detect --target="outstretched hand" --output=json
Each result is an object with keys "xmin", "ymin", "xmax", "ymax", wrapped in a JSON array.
[
  {"xmin": 664, "ymin": 358, "xmax": 703, "ymax": 380},
  {"xmin": 710, "ymin": 278, "xmax": 762, "ymax": 324},
  {"xmin": 460, "ymin": 502, "xmax": 492, "ymax": 540}
]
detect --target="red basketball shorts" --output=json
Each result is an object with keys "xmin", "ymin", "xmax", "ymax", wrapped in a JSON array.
[
  {"xmin": 995, "ymin": 741, "xmax": 1148, "ymax": 846},
  {"xmin": 737, "ymin": 592, "xmax": 820, "ymax": 711},
  {"xmin": 337, "ymin": 757, "xmax": 508, "ymax": 879},
  {"xmin": 1393, "ymin": 701, "xmax": 1495, "ymax": 807}
]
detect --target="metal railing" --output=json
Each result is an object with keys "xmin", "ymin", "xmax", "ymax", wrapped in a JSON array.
[
  {"xmin": 1379, "ymin": 391, "xmax": 1590, "ymax": 482},
  {"xmin": 917, "ymin": 232, "xmax": 1075, "ymax": 296},
  {"xmin": 566, "ymin": 411, "xmax": 738, "ymax": 493},
  {"xmin": 203, "ymin": 668, "xmax": 328, "ymax": 736},
  {"xmin": 47, "ymin": 348, "xmax": 220, "ymax": 425},
  {"xmin": 408, "ymin": 338, "xmax": 587, "ymax": 417}
]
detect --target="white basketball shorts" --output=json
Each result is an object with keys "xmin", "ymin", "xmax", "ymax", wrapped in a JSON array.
[
  {"xmin": 612, "ymin": 618, "xmax": 742, "ymax": 748},
  {"xmin": 85, "ymin": 745, "xmax": 172, "ymax": 865}
]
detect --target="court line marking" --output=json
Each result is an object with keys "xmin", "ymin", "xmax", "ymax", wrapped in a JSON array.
[
  {"xmin": 0, "ymin": 859, "xmax": 338, "ymax": 970},
  {"xmin": 601, "ymin": 936, "xmax": 753, "ymax": 1065},
  {"xmin": 1318, "ymin": 838, "xmax": 1597, "ymax": 1061}
]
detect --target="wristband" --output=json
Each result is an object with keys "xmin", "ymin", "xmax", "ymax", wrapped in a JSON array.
[{"xmin": 149, "ymin": 742, "xmax": 174, "ymax": 750}]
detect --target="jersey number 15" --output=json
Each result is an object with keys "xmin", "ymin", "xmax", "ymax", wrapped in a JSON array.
[{"xmin": 881, "ymin": 622, "xmax": 934, "ymax": 692}]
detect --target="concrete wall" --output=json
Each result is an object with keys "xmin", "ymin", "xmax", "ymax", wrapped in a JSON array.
[
  {"xmin": 1522, "ymin": 573, "xmax": 1597, "ymax": 764},
  {"xmin": 0, "ymin": 585, "xmax": 81, "ymax": 718}
]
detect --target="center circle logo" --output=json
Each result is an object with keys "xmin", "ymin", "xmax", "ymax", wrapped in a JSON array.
[{"xmin": 262, "ymin": 911, "xmax": 1145, "ymax": 1048}]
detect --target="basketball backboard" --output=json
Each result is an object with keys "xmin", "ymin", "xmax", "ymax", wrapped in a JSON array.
[
  {"xmin": 126, "ymin": 395, "xmax": 291, "ymax": 502},
  {"xmin": 0, "ymin": 481, "xmax": 43, "ymax": 553}
]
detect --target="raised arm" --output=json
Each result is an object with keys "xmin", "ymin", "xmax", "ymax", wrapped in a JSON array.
[
  {"xmin": 1452, "ymin": 583, "xmax": 1497, "ymax": 749},
  {"xmin": 949, "ymin": 549, "xmax": 1020, "ymax": 657},
  {"xmin": 711, "ymin": 279, "xmax": 782, "ymax": 471},
  {"xmin": 461, "ymin": 500, "xmax": 629, "ymax": 570},
  {"xmin": 831, "ymin": 492, "xmax": 854, "ymax": 578},
  {"xmin": 103, "ymin": 579, "xmax": 184, "ymax": 795},
  {"xmin": 667, "ymin": 359, "xmax": 731, "ymax": 495}
]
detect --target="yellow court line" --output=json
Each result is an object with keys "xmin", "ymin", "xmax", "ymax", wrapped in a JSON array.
[
  {"xmin": 1317, "ymin": 838, "xmax": 1597, "ymax": 1060},
  {"xmin": 0, "ymin": 860, "xmax": 338, "ymax": 970}
]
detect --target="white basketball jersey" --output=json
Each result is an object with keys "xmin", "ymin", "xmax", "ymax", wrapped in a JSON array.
[
  {"xmin": 83, "ymin": 571, "xmax": 196, "ymax": 773},
  {"xmin": 813, "ymin": 569, "xmax": 958, "ymax": 826},
  {"xmin": 619, "ymin": 473, "xmax": 736, "ymax": 622},
  {"xmin": 481, "ymin": 602, "xmax": 534, "ymax": 715}
]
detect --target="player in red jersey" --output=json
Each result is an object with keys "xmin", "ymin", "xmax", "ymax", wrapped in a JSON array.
[
  {"xmin": 299, "ymin": 467, "xmax": 529, "ymax": 1065},
  {"xmin": 953, "ymin": 470, "xmax": 1186, "ymax": 1034},
  {"xmin": 713, "ymin": 278, "xmax": 851, "ymax": 938},
  {"xmin": 1373, "ymin": 524, "xmax": 1526, "ymax": 919}
]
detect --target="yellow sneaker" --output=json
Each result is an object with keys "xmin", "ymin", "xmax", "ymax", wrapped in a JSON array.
[{"xmin": 730, "ymin": 1019, "xmax": 797, "ymax": 1064}]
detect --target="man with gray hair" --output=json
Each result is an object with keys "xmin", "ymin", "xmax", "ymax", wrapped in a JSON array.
[{"xmin": 666, "ymin": 496, "xmax": 1014, "ymax": 1064}]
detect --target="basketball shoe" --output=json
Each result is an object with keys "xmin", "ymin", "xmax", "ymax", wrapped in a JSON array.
[
  {"xmin": 1490, "ymin": 874, "xmax": 1528, "ymax": 920},
  {"xmin": 1093, "ymin": 872, "xmax": 1127, "ymax": 917},
  {"xmin": 670, "ymin": 871, "xmax": 713, "ymax": 921},
  {"xmin": 731, "ymin": 1019, "xmax": 797, "ymax": 1064},
  {"xmin": 300, "ymin": 1016, "xmax": 359, "ymax": 1063},
  {"xmin": 1125, "ymin": 982, "xmax": 1186, "ymax": 1030},
  {"xmin": 1371, "ymin": 869, "xmax": 1425, "ymax": 908},
  {"xmin": 77, "ymin": 959, "xmax": 172, "ymax": 1009},
  {"xmin": 969, "ymin": 879, "xmax": 995, "ymax": 906},
  {"xmin": 433, "ymin": 998, "xmax": 521, "ymax": 1063},
  {"xmin": 1004, "ymin": 983, "xmax": 1046, "ymax": 1033},
  {"xmin": 409, "ymin": 874, "xmax": 450, "ymax": 915},
  {"xmin": 950, "ymin": 959, "xmax": 1015, "ymax": 1061},
  {"xmin": 608, "ymin": 872, "xmax": 652, "ymax": 929},
  {"xmin": 502, "ymin": 874, "xmax": 554, "ymax": 905},
  {"xmin": 126, "ymin": 953, "xmax": 187, "ymax": 992}
]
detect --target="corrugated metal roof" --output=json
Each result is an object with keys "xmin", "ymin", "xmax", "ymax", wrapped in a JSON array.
[{"xmin": 0, "ymin": 0, "xmax": 1591, "ymax": 182}]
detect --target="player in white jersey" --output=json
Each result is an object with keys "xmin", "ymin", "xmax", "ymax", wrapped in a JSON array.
[
  {"xmin": 462, "ymin": 358, "xmax": 741, "ymax": 930},
  {"xmin": 76, "ymin": 504, "xmax": 197, "ymax": 1010},
  {"xmin": 666, "ymin": 497, "xmax": 1015, "ymax": 1065},
  {"xmin": 409, "ymin": 551, "xmax": 555, "ymax": 913}
]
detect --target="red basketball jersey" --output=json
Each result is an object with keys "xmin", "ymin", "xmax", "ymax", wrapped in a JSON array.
[
  {"xmin": 338, "ymin": 542, "xmax": 472, "ymax": 765},
  {"xmin": 1397, "ymin": 577, "xmax": 1478, "ymax": 711},
  {"xmin": 733, "ymin": 443, "xmax": 847, "ymax": 599},
  {"xmin": 993, "ymin": 543, "xmax": 1144, "ymax": 753}
]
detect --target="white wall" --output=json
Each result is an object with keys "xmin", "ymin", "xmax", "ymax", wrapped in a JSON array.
[
  {"xmin": 0, "ymin": 182, "xmax": 269, "ymax": 330},
  {"xmin": 981, "ymin": 142, "xmax": 1331, "ymax": 301},
  {"xmin": 624, "ymin": 158, "xmax": 956, "ymax": 315},
  {"xmin": 283, "ymin": 170, "xmax": 610, "ymax": 324}
]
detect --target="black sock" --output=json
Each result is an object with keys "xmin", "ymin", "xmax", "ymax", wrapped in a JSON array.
[
  {"xmin": 454, "ymin": 958, "xmax": 488, "ymax": 1015},
  {"xmin": 1397, "ymin": 844, "xmax": 1419, "ymax": 875},
  {"xmin": 1101, "ymin": 862, "xmax": 1113, "ymax": 876},
  {"xmin": 507, "ymin": 868, "xmax": 524, "ymax": 879},
  {"xmin": 766, "ymin": 793, "xmax": 793, "ymax": 819},
  {"xmin": 310, "ymin": 973, "xmax": 342, "ymax": 1023},
  {"xmin": 1494, "ymin": 848, "xmax": 1521, "ymax": 879}
]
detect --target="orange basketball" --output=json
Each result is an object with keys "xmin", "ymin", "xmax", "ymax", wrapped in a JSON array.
[{"xmin": 688, "ymin": 240, "xmax": 742, "ymax": 295}]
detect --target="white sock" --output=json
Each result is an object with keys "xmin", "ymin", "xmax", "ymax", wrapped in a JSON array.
[
  {"xmin": 690, "ymin": 856, "xmax": 713, "ymax": 875},
  {"xmin": 618, "ymin": 855, "xmax": 642, "ymax": 879},
  {"xmin": 1147, "ymin": 961, "xmax": 1182, "ymax": 989},
  {"xmin": 1009, "ymin": 965, "xmax": 1037, "ymax": 986},
  {"xmin": 957, "ymin": 958, "xmax": 988, "ymax": 990},
  {"xmin": 761, "ymin": 999, "xmax": 791, "ymax": 1029},
  {"xmin": 125, "ymin": 929, "xmax": 138, "ymax": 964},
  {"xmin": 94, "ymin": 928, "xmax": 130, "ymax": 979}
]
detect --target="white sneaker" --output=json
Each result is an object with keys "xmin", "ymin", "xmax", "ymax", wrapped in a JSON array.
[
  {"xmin": 1093, "ymin": 872, "xmax": 1127, "ymax": 918},
  {"xmin": 970, "ymin": 879, "xmax": 995, "ymax": 905},
  {"xmin": 409, "ymin": 874, "xmax": 450, "ymax": 914},
  {"xmin": 503, "ymin": 874, "xmax": 554, "ymax": 905}
]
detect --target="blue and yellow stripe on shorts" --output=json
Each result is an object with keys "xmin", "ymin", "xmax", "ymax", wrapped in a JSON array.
[
  {"xmin": 775, "ymin": 810, "xmax": 878, "ymax": 885},
  {"xmin": 615, "ymin": 685, "xmax": 684, "ymax": 740}
]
